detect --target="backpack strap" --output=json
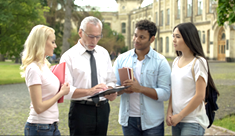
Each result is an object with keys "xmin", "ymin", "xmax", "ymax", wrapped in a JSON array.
[
  {"xmin": 192, "ymin": 57, "xmax": 207, "ymax": 103},
  {"xmin": 191, "ymin": 58, "xmax": 198, "ymax": 82}
]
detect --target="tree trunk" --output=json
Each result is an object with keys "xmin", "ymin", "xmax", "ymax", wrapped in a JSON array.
[
  {"xmin": 61, "ymin": 0, "xmax": 72, "ymax": 56},
  {"xmin": 0, "ymin": 54, "xmax": 5, "ymax": 61}
]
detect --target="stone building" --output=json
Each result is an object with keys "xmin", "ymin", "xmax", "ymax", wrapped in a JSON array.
[{"xmin": 102, "ymin": 0, "xmax": 235, "ymax": 62}]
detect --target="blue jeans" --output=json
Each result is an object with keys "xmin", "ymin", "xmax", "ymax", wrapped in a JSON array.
[
  {"xmin": 122, "ymin": 117, "xmax": 164, "ymax": 136},
  {"xmin": 24, "ymin": 122, "xmax": 61, "ymax": 136},
  {"xmin": 172, "ymin": 122, "xmax": 205, "ymax": 136}
]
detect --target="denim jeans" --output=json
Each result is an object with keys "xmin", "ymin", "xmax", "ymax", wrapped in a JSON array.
[
  {"xmin": 172, "ymin": 122, "xmax": 205, "ymax": 136},
  {"xmin": 122, "ymin": 117, "xmax": 164, "ymax": 136},
  {"xmin": 24, "ymin": 122, "xmax": 61, "ymax": 136}
]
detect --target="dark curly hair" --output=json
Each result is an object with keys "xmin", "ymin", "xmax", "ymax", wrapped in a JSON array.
[{"xmin": 135, "ymin": 19, "xmax": 157, "ymax": 40}]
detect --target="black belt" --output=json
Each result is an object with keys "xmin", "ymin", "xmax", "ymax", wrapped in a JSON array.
[
  {"xmin": 27, "ymin": 122, "xmax": 58, "ymax": 126},
  {"xmin": 71, "ymin": 99, "xmax": 108, "ymax": 107}
]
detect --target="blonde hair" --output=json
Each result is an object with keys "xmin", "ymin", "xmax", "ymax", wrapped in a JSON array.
[{"xmin": 20, "ymin": 25, "xmax": 55, "ymax": 77}]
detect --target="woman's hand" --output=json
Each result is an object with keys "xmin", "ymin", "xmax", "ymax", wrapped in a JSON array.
[
  {"xmin": 166, "ymin": 113, "xmax": 173, "ymax": 126},
  {"xmin": 60, "ymin": 82, "xmax": 70, "ymax": 95},
  {"xmin": 170, "ymin": 114, "xmax": 183, "ymax": 126}
]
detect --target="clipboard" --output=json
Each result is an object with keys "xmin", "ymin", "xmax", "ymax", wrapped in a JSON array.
[{"xmin": 88, "ymin": 86, "xmax": 130, "ymax": 99}]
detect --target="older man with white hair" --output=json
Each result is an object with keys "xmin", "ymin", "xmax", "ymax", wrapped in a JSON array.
[{"xmin": 60, "ymin": 16, "xmax": 117, "ymax": 136}]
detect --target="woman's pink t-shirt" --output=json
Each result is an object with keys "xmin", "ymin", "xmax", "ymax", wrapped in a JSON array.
[{"xmin": 25, "ymin": 62, "xmax": 60, "ymax": 124}]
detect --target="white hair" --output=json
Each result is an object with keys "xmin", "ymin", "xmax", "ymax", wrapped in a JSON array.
[{"xmin": 79, "ymin": 16, "xmax": 102, "ymax": 31}]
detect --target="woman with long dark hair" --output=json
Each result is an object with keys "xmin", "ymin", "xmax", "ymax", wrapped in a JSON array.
[{"xmin": 166, "ymin": 22, "xmax": 219, "ymax": 135}]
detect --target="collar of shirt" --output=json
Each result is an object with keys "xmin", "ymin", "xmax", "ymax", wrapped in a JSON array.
[
  {"xmin": 130, "ymin": 46, "xmax": 154, "ymax": 59},
  {"xmin": 76, "ymin": 39, "xmax": 98, "ymax": 55}
]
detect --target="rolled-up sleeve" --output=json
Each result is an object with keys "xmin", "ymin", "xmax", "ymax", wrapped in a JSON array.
[{"xmin": 155, "ymin": 59, "xmax": 171, "ymax": 101}]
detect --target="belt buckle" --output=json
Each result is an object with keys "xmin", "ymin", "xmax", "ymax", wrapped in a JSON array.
[{"xmin": 96, "ymin": 102, "xmax": 100, "ymax": 107}]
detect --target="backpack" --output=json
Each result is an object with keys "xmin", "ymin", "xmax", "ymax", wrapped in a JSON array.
[{"xmin": 191, "ymin": 58, "xmax": 219, "ymax": 128}]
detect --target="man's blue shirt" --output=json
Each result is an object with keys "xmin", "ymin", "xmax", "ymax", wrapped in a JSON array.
[{"xmin": 113, "ymin": 47, "xmax": 171, "ymax": 130}]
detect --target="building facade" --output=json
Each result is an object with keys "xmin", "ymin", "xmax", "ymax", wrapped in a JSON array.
[{"xmin": 102, "ymin": 0, "xmax": 235, "ymax": 62}]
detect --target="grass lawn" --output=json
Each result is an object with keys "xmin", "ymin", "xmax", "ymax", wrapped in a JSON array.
[
  {"xmin": 213, "ymin": 114, "xmax": 235, "ymax": 132},
  {"xmin": 0, "ymin": 62, "xmax": 25, "ymax": 85}
]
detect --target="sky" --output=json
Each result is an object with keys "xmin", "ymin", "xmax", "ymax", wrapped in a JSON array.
[{"xmin": 74, "ymin": 0, "xmax": 153, "ymax": 12}]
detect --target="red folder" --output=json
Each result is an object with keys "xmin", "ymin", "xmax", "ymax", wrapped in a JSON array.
[{"xmin": 50, "ymin": 62, "xmax": 66, "ymax": 103}]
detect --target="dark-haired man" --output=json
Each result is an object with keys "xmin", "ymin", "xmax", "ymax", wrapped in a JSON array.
[{"xmin": 113, "ymin": 19, "xmax": 171, "ymax": 136}]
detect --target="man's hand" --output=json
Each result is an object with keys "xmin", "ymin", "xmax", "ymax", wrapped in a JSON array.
[
  {"xmin": 104, "ymin": 92, "xmax": 117, "ymax": 101},
  {"xmin": 89, "ymin": 83, "xmax": 108, "ymax": 96},
  {"xmin": 123, "ymin": 77, "xmax": 142, "ymax": 93}
]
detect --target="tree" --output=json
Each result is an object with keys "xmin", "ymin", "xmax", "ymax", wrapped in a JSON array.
[
  {"xmin": 44, "ymin": 0, "xmax": 88, "ymax": 57},
  {"xmin": 0, "ymin": 0, "xmax": 49, "ymax": 62},
  {"xmin": 68, "ymin": 10, "xmax": 126, "ymax": 56},
  {"xmin": 216, "ymin": 0, "xmax": 235, "ymax": 26},
  {"xmin": 43, "ymin": 2, "xmax": 125, "ymax": 58},
  {"xmin": 61, "ymin": 0, "xmax": 73, "ymax": 56}
]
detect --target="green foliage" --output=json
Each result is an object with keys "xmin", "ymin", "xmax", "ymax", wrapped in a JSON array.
[
  {"xmin": 0, "ymin": 0, "xmax": 49, "ymax": 59},
  {"xmin": 98, "ymin": 22, "xmax": 126, "ymax": 55},
  {"xmin": 216, "ymin": 0, "xmax": 235, "ymax": 26},
  {"xmin": 68, "ymin": 10, "xmax": 126, "ymax": 56}
]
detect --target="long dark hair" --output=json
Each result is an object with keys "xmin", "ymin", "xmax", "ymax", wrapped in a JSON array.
[{"xmin": 173, "ymin": 22, "xmax": 219, "ymax": 97}]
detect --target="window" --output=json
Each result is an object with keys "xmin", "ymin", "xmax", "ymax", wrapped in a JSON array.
[
  {"xmin": 198, "ymin": 0, "xmax": 203, "ymax": 15},
  {"xmin": 207, "ymin": 30, "xmax": 210, "ymax": 53},
  {"xmin": 177, "ymin": 0, "xmax": 181, "ymax": 19},
  {"xmin": 155, "ymin": 38, "xmax": 157, "ymax": 51},
  {"xmin": 187, "ymin": 0, "xmax": 192, "ymax": 17},
  {"xmin": 155, "ymin": 12, "xmax": 158, "ymax": 26},
  {"xmin": 132, "ymin": 22, "xmax": 135, "ymax": 34},
  {"xmin": 159, "ymin": 37, "xmax": 163, "ymax": 53},
  {"xmin": 209, "ymin": 0, "xmax": 216, "ymax": 13},
  {"xmin": 166, "ymin": 37, "xmax": 169, "ymax": 53},
  {"xmin": 202, "ymin": 31, "xmax": 205, "ymax": 44},
  {"xmin": 167, "ymin": 9, "xmax": 170, "ymax": 25},
  {"xmin": 198, "ymin": 30, "xmax": 201, "ymax": 42},
  {"xmin": 121, "ymin": 23, "xmax": 126, "ymax": 33},
  {"xmin": 160, "ymin": 10, "xmax": 163, "ymax": 26}
]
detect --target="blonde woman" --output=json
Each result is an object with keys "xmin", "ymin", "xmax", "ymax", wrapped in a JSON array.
[{"xmin": 21, "ymin": 25, "xmax": 70, "ymax": 136}]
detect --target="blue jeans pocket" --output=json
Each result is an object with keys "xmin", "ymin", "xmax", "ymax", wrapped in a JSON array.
[
  {"xmin": 24, "ymin": 122, "xmax": 55, "ymax": 136},
  {"xmin": 37, "ymin": 124, "xmax": 51, "ymax": 132}
]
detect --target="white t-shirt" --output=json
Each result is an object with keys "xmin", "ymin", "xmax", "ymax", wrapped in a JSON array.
[
  {"xmin": 129, "ymin": 60, "xmax": 143, "ymax": 117},
  {"xmin": 171, "ymin": 57, "xmax": 209, "ymax": 129},
  {"xmin": 25, "ymin": 62, "xmax": 60, "ymax": 124}
]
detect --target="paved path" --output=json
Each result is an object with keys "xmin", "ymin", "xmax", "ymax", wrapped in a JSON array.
[
  {"xmin": 205, "ymin": 125, "xmax": 235, "ymax": 135},
  {"xmin": 1, "ymin": 83, "xmax": 235, "ymax": 135}
]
